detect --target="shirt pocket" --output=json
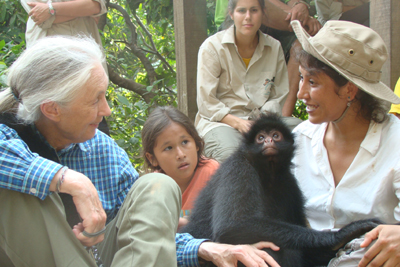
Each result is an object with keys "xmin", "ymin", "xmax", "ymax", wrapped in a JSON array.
[{"xmin": 245, "ymin": 71, "xmax": 275, "ymax": 109}]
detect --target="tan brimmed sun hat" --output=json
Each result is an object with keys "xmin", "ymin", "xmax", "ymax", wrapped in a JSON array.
[{"xmin": 291, "ymin": 20, "xmax": 400, "ymax": 104}]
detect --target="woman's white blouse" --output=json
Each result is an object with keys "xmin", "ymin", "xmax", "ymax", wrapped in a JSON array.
[{"xmin": 292, "ymin": 115, "xmax": 400, "ymax": 230}]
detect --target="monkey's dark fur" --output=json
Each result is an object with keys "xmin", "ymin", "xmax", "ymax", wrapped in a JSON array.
[{"xmin": 180, "ymin": 114, "xmax": 381, "ymax": 267}]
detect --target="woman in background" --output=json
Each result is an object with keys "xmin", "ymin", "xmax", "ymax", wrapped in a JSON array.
[{"xmin": 195, "ymin": 0, "xmax": 292, "ymax": 163}]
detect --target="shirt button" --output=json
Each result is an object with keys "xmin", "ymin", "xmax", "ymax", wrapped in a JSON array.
[{"xmin": 30, "ymin": 188, "xmax": 37, "ymax": 194}]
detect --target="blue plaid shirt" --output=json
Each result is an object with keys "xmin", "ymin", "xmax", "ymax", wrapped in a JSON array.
[{"xmin": 0, "ymin": 123, "xmax": 207, "ymax": 266}]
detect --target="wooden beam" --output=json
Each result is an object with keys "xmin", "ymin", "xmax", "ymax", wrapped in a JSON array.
[
  {"xmin": 173, "ymin": 0, "xmax": 208, "ymax": 121},
  {"xmin": 370, "ymin": 0, "xmax": 400, "ymax": 90}
]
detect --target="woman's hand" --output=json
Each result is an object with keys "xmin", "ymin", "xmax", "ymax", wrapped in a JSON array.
[
  {"xmin": 285, "ymin": 2, "xmax": 309, "ymax": 24},
  {"xmin": 358, "ymin": 224, "xmax": 400, "ymax": 266},
  {"xmin": 51, "ymin": 168, "xmax": 107, "ymax": 246},
  {"xmin": 27, "ymin": 2, "xmax": 51, "ymax": 25},
  {"xmin": 198, "ymin": 241, "xmax": 280, "ymax": 267},
  {"xmin": 303, "ymin": 17, "xmax": 321, "ymax": 36},
  {"xmin": 221, "ymin": 114, "xmax": 253, "ymax": 134}
]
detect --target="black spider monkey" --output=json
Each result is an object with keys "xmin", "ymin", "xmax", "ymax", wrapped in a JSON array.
[{"xmin": 180, "ymin": 113, "xmax": 381, "ymax": 267}]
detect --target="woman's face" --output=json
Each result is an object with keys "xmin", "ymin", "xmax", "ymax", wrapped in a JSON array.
[
  {"xmin": 297, "ymin": 66, "xmax": 349, "ymax": 124},
  {"xmin": 230, "ymin": 0, "xmax": 263, "ymax": 39}
]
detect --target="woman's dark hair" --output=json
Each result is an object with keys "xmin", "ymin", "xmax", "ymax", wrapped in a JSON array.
[
  {"xmin": 221, "ymin": 0, "xmax": 266, "ymax": 30},
  {"xmin": 296, "ymin": 49, "xmax": 387, "ymax": 123},
  {"xmin": 141, "ymin": 106, "xmax": 206, "ymax": 173}
]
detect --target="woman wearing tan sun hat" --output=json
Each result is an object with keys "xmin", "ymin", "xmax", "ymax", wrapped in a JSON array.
[{"xmin": 290, "ymin": 20, "xmax": 400, "ymax": 267}]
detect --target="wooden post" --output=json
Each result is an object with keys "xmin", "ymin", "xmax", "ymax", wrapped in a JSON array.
[
  {"xmin": 370, "ymin": 0, "xmax": 400, "ymax": 90},
  {"xmin": 173, "ymin": 0, "xmax": 208, "ymax": 121}
]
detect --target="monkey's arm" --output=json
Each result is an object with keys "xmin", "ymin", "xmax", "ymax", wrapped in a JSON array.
[{"xmin": 215, "ymin": 217, "xmax": 381, "ymax": 250}]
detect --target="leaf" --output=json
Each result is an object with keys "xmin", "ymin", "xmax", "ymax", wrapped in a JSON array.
[
  {"xmin": 0, "ymin": 40, "xmax": 5, "ymax": 51},
  {"xmin": 117, "ymin": 94, "xmax": 131, "ymax": 106}
]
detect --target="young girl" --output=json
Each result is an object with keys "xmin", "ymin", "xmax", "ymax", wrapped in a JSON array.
[{"xmin": 142, "ymin": 106, "xmax": 219, "ymax": 228}]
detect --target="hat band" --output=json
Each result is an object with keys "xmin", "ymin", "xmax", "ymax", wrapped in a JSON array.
[{"xmin": 314, "ymin": 43, "xmax": 382, "ymax": 83}]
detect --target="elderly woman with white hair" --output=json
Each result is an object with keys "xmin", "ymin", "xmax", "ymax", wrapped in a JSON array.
[
  {"xmin": 291, "ymin": 20, "xmax": 400, "ymax": 266},
  {"xmin": 0, "ymin": 35, "xmax": 183, "ymax": 267}
]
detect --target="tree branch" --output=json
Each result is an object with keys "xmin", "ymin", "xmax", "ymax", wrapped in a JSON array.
[
  {"xmin": 107, "ymin": 64, "xmax": 156, "ymax": 103},
  {"xmin": 133, "ymin": 13, "xmax": 175, "ymax": 74},
  {"xmin": 107, "ymin": 2, "xmax": 158, "ymax": 85},
  {"xmin": 108, "ymin": 2, "xmax": 137, "ymax": 44}
]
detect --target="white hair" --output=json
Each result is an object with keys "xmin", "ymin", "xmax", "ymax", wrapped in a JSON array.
[{"xmin": 0, "ymin": 35, "xmax": 105, "ymax": 124}]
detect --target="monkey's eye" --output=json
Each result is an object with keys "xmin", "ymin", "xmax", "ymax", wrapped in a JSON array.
[
  {"xmin": 256, "ymin": 134, "xmax": 265, "ymax": 143},
  {"xmin": 272, "ymin": 131, "xmax": 282, "ymax": 141}
]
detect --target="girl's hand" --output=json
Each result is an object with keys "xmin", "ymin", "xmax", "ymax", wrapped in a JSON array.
[
  {"xmin": 198, "ymin": 241, "xmax": 280, "ymax": 267},
  {"xmin": 178, "ymin": 217, "xmax": 189, "ymax": 231},
  {"xmin": 27, "ymin": 2, "xmax": 51, "ymax": 25},
  {"xmin": 358, "ymin": 224, "xmax": 400, "ymax": 267}
]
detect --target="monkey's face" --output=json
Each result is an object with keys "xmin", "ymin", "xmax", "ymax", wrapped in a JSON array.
[{"xmin": 255, "ymin": 130, "xmax": 283, "ymax": 157}]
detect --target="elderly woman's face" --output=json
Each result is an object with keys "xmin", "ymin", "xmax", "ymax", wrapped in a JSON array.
[
  {"xmin": 56, "ymin": 64, "xmax": 111, "ymax": 145},
  {"xmin": 297, "ymin": 66, "xmax": 349, "ymax": 124}
]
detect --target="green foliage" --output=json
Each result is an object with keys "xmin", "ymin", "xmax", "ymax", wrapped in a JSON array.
[
  {"xmin": 0, "ymin": 0, "xmax": 27, "ymax": 88},
  {"xmin": 104, "ymin": 0, "xmax": 177, "ymax": 169},
  {"xmin": 206, "ymin": 0, "xmax": 217, "ymax": 35},
  {"xmin": 292, "ymin": 99, "xmax": 309, "ymax": 121}
]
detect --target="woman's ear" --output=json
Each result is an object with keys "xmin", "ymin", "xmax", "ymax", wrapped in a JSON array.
[
  {"xmin": 346, "ymin": 82, "xmax": 359, "ymax": 101},
  {"xmin": 145, "ymin": 152, "xmax": 159, "ymax": 167},
  {"xmin": 40, "ymin": 102, "xmax": 61, "ymax": 122}
]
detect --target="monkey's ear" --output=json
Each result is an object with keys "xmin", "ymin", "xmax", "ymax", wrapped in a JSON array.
[{"xmin": 145, "ymin": 152, "xmax": 159, "ymax": 167}]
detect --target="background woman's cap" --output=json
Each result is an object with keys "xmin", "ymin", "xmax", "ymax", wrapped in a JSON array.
[{"xmin": 291, "ymin": 20, "xmax": 400, "ymax": 104}]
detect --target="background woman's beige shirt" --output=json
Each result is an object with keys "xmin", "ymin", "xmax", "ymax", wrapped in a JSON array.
[
  {"xmin": 195, "ymin": 26, "xmax": 289, "ymax": 137},
  {"xmin": 20, "ymin": 0, "xmax": 107, "ymax": 47}
]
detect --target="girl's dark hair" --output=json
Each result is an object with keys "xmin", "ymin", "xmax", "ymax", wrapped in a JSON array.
[
  {"xmin": 141, "ymin": 106, "xmax": 206, "ymax": 172},
  {"xmin": 221, "ymin": 0, "xmax": 266, "ymax": 30},
  {"xmin": 296, "ymin": 49, "xmax": 387, "ymax": 123}
]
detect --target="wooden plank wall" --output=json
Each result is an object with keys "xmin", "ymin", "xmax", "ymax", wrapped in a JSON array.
[
  {"xmin": 173, "ymin": 0, "xmax": 208, "ymax": 121},
  {"xmin": 370, "ymin": 0, "xmax": 400, "ymax": 90}
]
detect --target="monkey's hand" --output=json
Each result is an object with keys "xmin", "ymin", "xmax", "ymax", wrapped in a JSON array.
[
  {"xmin": 198, "ymin": 241, "xmax": 281, "ymax": 267},
  {"xmin": 358, "ymin": 224, "xmax": 400, "ymax": 267}
]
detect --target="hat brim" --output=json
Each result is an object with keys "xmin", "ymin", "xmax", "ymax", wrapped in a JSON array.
[{"xmin": 291, "ymin": 20, "xmax": 400, "ymax": 105}]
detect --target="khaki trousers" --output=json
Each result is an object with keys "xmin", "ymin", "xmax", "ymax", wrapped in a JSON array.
[
  {"xmin": 203, "ymin": 126, "xmax": 242, "ymax": 163},
  {"xmin": 0, "ymin": 173, "xmax": 181, "ymax": 267},
  {"xmin": 328, "ymin": 236, "xmax": 376, "ymax": 267}
]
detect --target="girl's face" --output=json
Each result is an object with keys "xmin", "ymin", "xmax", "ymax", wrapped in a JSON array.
[
  {"xmin": 298, "ymin": 66, "xmax": 349, "ymax": 124},
  {"xmin": 230, "ymin": 0, "xmax": 262, "ymax": 39},
  {"xmin": 146, "ymin": 122, "xmax": 199, "ymax": 185}
]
